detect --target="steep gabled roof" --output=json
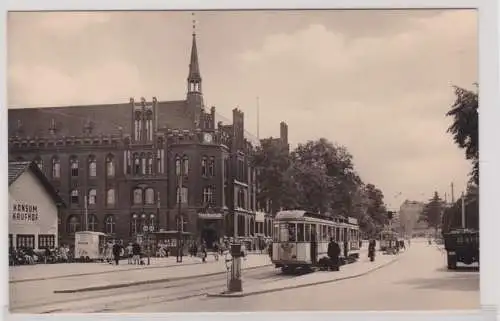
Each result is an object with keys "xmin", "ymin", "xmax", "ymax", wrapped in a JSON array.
[{"xmin": 8, "ymin": 161, "xmax": 66, "ymax": 208}]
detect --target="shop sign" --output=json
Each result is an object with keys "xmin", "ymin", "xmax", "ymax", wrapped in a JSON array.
[
  {"xmin": 11, "ymin": 202, "xmax": 39, "ymax": 222},
  {"xmin": 198, "ymin": 213, "xmax": 223, "ymax": 220}
]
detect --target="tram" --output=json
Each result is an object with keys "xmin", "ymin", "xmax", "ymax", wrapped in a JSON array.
[
  {"xmin": 271, "ymin": 210, "xmax": 361, "ymax": 273},
  {"xmin": 379, "ymin": 229, "xmax": 398, "ymax": 251}
]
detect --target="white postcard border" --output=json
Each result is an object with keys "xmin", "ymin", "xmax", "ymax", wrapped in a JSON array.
[{"xmin": 1, "ymin": 0, "xmax": 497, "ymax": 320}]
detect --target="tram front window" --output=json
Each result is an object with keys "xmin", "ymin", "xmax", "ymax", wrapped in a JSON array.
[{"xmin": 279, "ymin": 223, "xmax": 297, "ymax": 242}]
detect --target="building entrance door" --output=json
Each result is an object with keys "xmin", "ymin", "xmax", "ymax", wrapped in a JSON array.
[{"xmin": 201, "ymin": 226, "xmax": 218, "ymax": 249}]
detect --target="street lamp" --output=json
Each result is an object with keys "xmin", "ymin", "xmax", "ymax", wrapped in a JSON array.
[
  {"xmin": 176, "ymin": 171, "xmax": 184, "ymax": 263},
  {"xmin": 142, "ymin": 213, "xmax": 155, "ymax": 266}
]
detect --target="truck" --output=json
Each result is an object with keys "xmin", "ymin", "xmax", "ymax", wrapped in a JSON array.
[
  {"xmin": 74, "ymin": 231, "xmax": 108, "ymax": 262},
  {"xmin": 441, "ymin": 191, "xmax": 479, "ymax": 270},
  {"xmin": 443, "ymin": 228, "xmax": 479, "ymax": 269}
]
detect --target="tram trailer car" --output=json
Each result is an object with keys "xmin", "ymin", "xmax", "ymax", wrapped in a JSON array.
[{"xmin": 272, "ymin": 210, "xmax": 361, "ymax": 273}]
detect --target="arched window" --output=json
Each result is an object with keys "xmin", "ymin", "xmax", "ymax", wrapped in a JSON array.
[
  {"xmin": 131, "ymin": 213, "xmax": 139, "ymax": 235},
  {"xmin": 105, "ymin": 215, "xmax": 116, "ymax": 234},
  {"xmin": 70, "ymin": 157, "xmax": 79, "ymax": 177},
  {"xmin": 146, "ymin": 154, "xmax": 153, "ymax": 175},
  {"xmin": 175, "ymin": 156, "xmax": 181, "ymax": 176},
  {"xmin": 201, "ymin": 156, "xmax": 208, "ymax": 177},
  {"xmin": 88, "ymin": 189, "xmax": 97, "ymax": 205},
  {"xmin": 145, "ymin": 188, "xmax": 155, "ymax": 204},
  {"xmin": 208, "ymin": 157, "xmax": 215, "ymax": 177},
  {"xmin": 88, "ymin": 214, "xmax": 98, "ymax": 231},
  {"xmin": 182, "ymin": 156, "xmax": 189, "ymax": 175},
  {"xmin": 70, "ymin": 189, "xmax": 79, "ymax": 205},
  {"xmin": 133, "ymin": 153, "xmax": 140, "ymax": 174},
  {"xmin": 52, "ymin": 157, "xmax": 60, "ymax": 179},
  {"xmin": 106, "ymin": 155, "xmax": 115, "ymax": 177},
  {"xmin": 88, "ymin": 155, "xmax": 97, "ymax": 177},
  {"xmin": 133, "ymin": 188, "xmax": 143, "ymax": 205},
  {"xmin": 34, "ymin": 156, "xmax": 43, "ymax": 171},
  {"xmin": 203, "ymin": 186, "xmax": 214, "ymax": 205},
  {"xmin": 67, "ymin": 215, "xmax": 80, "ymax": 233},
  {"xmin": 106, "ymin": 189, "xmax": 116, "ymax": 206}
]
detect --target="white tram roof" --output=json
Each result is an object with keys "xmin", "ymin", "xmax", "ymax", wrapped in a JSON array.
[
  {"xmin": 275, "ymin": 210, "xmax": 359, "ymax": 225},
  {"xmin": 275, "ymin": 210, "xmax": 309, "ymax": 220}
]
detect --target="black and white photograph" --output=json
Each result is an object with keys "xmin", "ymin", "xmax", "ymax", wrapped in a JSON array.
[{"xmin": 6, "ymin": 8, "xmax": 482, "ymax": 314}]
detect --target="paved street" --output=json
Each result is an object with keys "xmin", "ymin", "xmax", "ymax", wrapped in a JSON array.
[
  {"xmin": 125, "ymin": 241, "xmax": 479, "ymax": 312},
  {"xmin": 10, "ymin": 240, "xmax": 479, "ymax": 313},
  {"xmin": 9, "ymin": 253, "xmax": 272, "ymax": 312}
]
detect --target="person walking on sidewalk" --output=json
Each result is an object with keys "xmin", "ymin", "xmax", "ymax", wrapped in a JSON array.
[
  {"xmin": 132, "ymin": 242, "xmax": 141, "ymax": 265},
  {"xmin": 201, "ymin": 242, "xmax": 208, "ymax": 263},
  {"xmin": 112, "ymin": 241, "xmax": 122, "ymax": 265},
  {"xmin": 327, "ymin": 238, "xmax": 341, "ymax": 271},
  {"xmin": 126, "ymin": 243, "xmax": 133, "ymax": 264}
]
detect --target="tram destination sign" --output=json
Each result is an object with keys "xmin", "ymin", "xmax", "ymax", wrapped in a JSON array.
[{"xmin": 11, "ymin": 202, "xmax": 39, "ymax": 222}]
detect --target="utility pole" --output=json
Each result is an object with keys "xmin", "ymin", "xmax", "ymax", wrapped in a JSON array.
[
  {"xmin": 461, "ymin": 191, "xmax": 466, "ymax": 229},
  {"xmin": 451, "ymin": 182, "xmax": 455, "ymax": 203}
]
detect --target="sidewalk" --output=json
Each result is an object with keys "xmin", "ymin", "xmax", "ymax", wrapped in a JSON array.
[
  {"xmin": 207, "ymin": 250, "xmax": 403, "ymax": 298},
  {"xmin": 10, "ymin": 252, "xmax": 248, "ymax": 283},
  {"xmin": 49, "ymin": 254, "xmax": 272, "ymax": 293}
]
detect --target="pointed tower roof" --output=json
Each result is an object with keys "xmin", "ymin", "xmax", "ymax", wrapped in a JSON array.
[{"xmin": 188, "ymin": 15, "xmax": 201, "ymax": 81}]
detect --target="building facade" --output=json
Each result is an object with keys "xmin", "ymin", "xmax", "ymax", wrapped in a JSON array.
[
  {"xmin": 8, "ymin": 30, "xmax": 281, "ymax": 247},
  {"xmin": 398, "ymin": 200, "xmax": 426, "ymax": 237},
  {"xmin": 9, "ymin": 161, "xmax": 65, "ymax": 250}
]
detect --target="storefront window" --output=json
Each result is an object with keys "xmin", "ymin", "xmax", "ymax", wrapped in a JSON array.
[
  {"xmin": 16, "ymin": 234, "xmax": 35, "ymax": 249},
  {"xmin": 38, "ymin": 235, "xmax": 56, "ymax": 249}
]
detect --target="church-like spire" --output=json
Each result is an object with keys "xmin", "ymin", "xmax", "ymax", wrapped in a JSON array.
[{"xmin": 188, "ymin": 13, "xmax": 202, "ymax": 86}]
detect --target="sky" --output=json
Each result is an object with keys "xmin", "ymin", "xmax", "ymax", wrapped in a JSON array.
[{"xmin": 7, "ymin": 9, "xmax": 477, "ymax": 209}]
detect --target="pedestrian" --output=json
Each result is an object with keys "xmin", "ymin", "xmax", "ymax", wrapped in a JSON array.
[
  {"xmin": 112, "ymin": 241, "xmax": 121, "ymax": 265},
  {"xmin": 368, "ymin": 239, "xmax": 376, "ymax": 262},
  {"xmin": 126, "ymin": 243, "xmax": 133, "ymax": 264},
  {"xmin": 310, "ymin": 231, "xmax": 318, "ymax": 265},
  {"xmin": 132, "ymin": 242, "xmax": 141, "ymax": 265},
  {"xmin": 213, "ymin": 242, "xmax": 220, "ymax": 261},
  {"xmin": 201, "ymin": 243, "xmax": 207, "ymax": 263},
  {"xmin": 327, "ymin": 237, "xmax": 341, "ymax": 271}
]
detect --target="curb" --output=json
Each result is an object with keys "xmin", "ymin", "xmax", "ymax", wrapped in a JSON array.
[
  {"xmin": 53, "ymin": 263, "xmax": 273, "ymax": 294},
  {"xmin": 11, "ymin": 254, "xmax": 268, "ymax": 284},
  {"xmin": 10, "ymin": 261, "xmax": 202, "ymax": 284},
  {"xmin": 206, "ymin": 256, "xmax": 401, "ymax": 298}
]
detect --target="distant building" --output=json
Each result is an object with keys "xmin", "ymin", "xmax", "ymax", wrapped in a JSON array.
[
  {"xmin": 398, "ymin": 200, "xmax": 426, "ymax": 237},
  {"xmin": 9, "ymin": 161, "xmax": 65, "ymax": 250},
  {"xmin": 8, "ymin": 28, "xmax": 283, "ymax": 248}
]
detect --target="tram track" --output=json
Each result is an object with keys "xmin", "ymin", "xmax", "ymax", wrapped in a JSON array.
[{"xmin": 11, "ymin": 265, "xmax": 291, "ymax": 313}]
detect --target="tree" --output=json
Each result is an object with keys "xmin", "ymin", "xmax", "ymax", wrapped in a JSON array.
[
  {"xmin": 420, "ymin": 191, "xmax": 444, "ymax": 235},
  {"xmin": 364, "ymin": 183, "xmax": 388, "ymax": 230},
  {"xmin": 446, "ymin": 85, "xmax": 478, "ymax": 185},
  {"xmin": 253, "ymin": 139, "xmax": 297, "ymax": 214},
  {"xmin": 293, "ymin": 138, "xmax": 361, "ymax": 216}
]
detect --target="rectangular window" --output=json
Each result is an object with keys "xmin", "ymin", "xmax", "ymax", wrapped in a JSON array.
[
  {"xmin": 9, "ymin": 234, "xmax": 13, "ymax": 249},
  {"xmin": 296, "ymin": 223, "xmax": 304, "ymax": 242},
  {"xmin": 322, "ymin": 225, "xmax": 328, "ymax": 241},
  {"xmin": 16, "ymin": 234, "xmax": 35, "ymax": 249},
  {"xmin": 304, "ymin": 224, "xmax": 311, "ymax": 242},
  {"xmin": 38, "ymin": 235, "xmax": 56, "ymax": 249}
]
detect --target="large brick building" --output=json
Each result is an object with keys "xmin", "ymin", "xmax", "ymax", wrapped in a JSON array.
[{"xmin": 8, "ymin": 29, "xmax": 285, "ymax": 247}]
